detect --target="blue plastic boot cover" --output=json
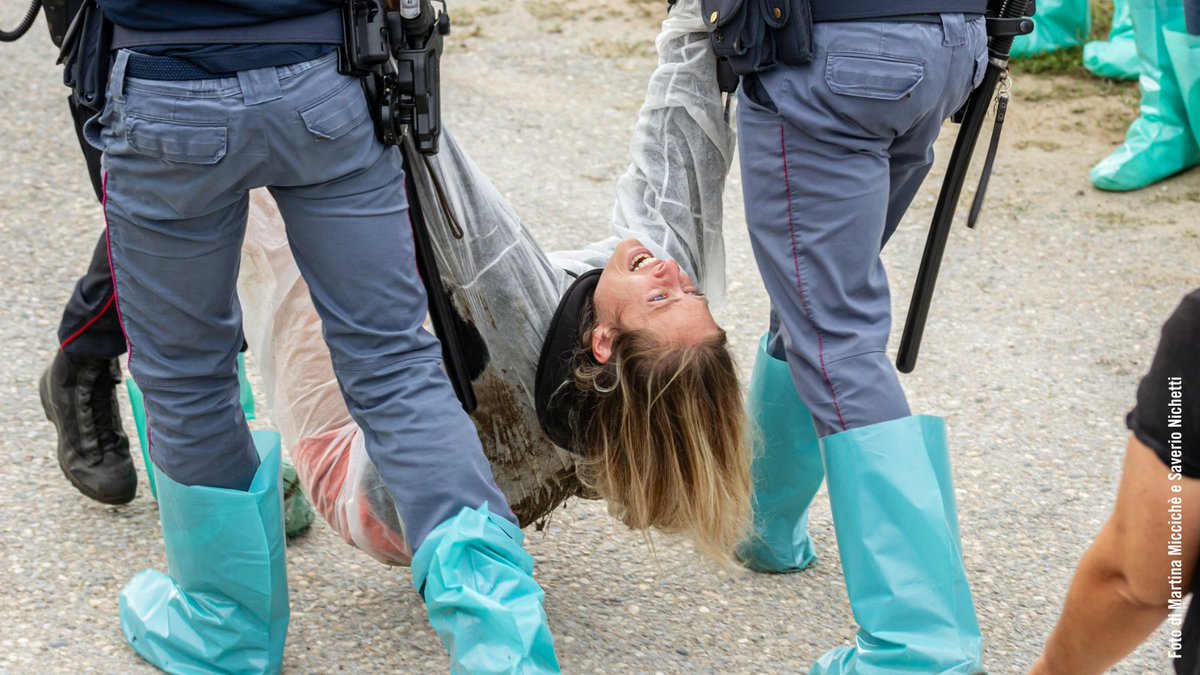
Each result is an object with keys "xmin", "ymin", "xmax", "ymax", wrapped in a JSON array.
[
  {"xmin": 1091, "ymin": 0, "xmax": 1200, "ymax": 191},
  {"xmin": 412, "ymin": 504, "xmax": 561, "ymax": 675},
  {"xmin": 737, "ymin": 333, "xmax": 825, "ymax": 573},
  {"xmin": 811, "ymin": 416, "xmax": 982, "ymax": 675},
  {"xmin": 1083, "ymin": 0, "xmax": 1140, "ymax": 80},
  {"xmin": 119, "ymin": 431, "xmax": 289, "ymax": 675}
]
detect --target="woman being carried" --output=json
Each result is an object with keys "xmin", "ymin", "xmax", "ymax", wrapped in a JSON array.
[{"xmin": 238, "ymin": 0, "xmax": 748, "ymax": 567}]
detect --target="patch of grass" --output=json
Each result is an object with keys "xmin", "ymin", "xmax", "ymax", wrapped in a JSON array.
[
  {"xmin": 1090, "ymin": 0, "xmax": 1115, "ymax": 40},
  {"xmin": 527, "ymin": 0, "xmax": 662, "ymax": 27},
  {"xmin": 584, "ymin": 37, "xmax": 655, "ymax": 58},
  {"xmin": 1152, "ymin": 189, "xmax": 1200, "ymax": 204},
  {"xmin": 526, "ymin": 0, "xmax": 576, "ymax": 22},
  {"xmin": 1093, "ymin": 209, "xmax": 1137, "ymax": 228},
  {"xmin": 1008, "ymin": 0, "xmax": 1118, "ymax": 78},
  {"xmin": 1014, "ymin": 139, "xmax": 1064, "ymax": 151},
  {"xmin": 453, "ymin": 3, "xmax": 503, "ymax": 27},
  {"xmin": 1011, "ymin": 45, "xmax": 1088, "ymax": 77}
]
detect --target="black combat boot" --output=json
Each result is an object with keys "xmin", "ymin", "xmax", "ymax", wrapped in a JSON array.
[{"xmin": 39, "ymin": 351, "xmax": 137, "ymax": 504}]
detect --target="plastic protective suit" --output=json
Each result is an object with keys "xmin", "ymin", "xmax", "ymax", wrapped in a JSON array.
[
  {"xmin": 236, "ymin": 0, "xmax": 734, "ymax": 567},
  {"xmin": 1011, "ymin": 0, "xmax": 1091, "ymax": 56},
  {"xmin": 1090, "ymin": 0, "xmax": 1200, "ymax": 191}
]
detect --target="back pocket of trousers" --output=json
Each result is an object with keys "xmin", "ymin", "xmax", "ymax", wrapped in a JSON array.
[
  {"xmin": 126, "ymin": 114, "xmax": 228, "ymax": 165},
  {"xmin": 824, "ymin": 52, "xmax": 924, "ymax": 100},
  {"xmin": 298, "ymin": 77, "xmax": 369, "ymax": 141}
]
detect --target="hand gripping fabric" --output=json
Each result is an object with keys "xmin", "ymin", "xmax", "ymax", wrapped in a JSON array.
[
  {"xmin": 119, "ymin": 430, "xmax": 290, "ymax": 675},
  {"xmin": 412, "ymin": 504, "xmax": 560, "ymax": 674},
  {"xmin": 811, "ymin": 416, "xmax": 982, "ymax": 675},
  {"xmin": 736, "ymin": 333, "xmax": 825, "ymax": 573},
  {"xmin": 1090, "ymin": 0, "xmax": 1200, "ymax": 190},
  {"xmin": 1084, "ymin": 0, "xmax": 1140, "ymax": 80}
]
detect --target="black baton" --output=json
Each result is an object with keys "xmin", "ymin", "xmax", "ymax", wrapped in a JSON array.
[{"xmin": 895, "ymin": 0, "xmax": 1033, "ymax": 373}]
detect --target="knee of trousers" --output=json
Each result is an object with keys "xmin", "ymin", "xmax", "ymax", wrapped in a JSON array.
[
  {"xmin": 329, "ymin": 338, "xmax": 447, "ymax": 402},
  {"xmin": 790, "ymin": 350, "xmax": 911, "ymax": 438},
  {"xmin": 138, "ymin": 373, "xmax": 260, "ymax": 489}
]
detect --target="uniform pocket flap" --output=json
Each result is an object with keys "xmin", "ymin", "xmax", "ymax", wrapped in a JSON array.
[
  {"xmin": 701, "ymin": 0, "xmax": 748, "ymax": 30},
  {"xmin": 761, "ymin": 0, "xmax": 789, "ymax": 28},
  {"xmin": 825, "ymin": 52, "xmax": 925, "ymax": 100},
  {"xmin": 126, "ymin": 114, "xmax": 227, "ymax": 165},
  {"xmin": 298, "ymin": 78, "xmax": 369, "ymax": 141}
]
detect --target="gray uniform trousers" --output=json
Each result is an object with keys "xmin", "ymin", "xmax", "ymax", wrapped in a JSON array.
[
  {"xmin": 740, "ymin": 14, "xmax": 987, "ymax": 438},
  {"xmin": 90, "ymin": 49, "xmax": 514, "ymax": 550}
]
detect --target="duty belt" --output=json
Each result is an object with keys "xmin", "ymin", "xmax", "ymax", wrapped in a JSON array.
[{"xmin": 124, "ymin": 53, "xmax": 234, "ymax": 80}]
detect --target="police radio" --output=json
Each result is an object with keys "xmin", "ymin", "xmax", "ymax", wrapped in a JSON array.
[{"xmin": 340, "ymin": 0, "xmax": 449, "ymax": 155}]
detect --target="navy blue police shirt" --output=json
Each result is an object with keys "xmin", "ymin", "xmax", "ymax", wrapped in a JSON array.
[
  {"xmin": 1126, "ymin": 289, "xmax": 1200, "ymax": 675},
  {"xmin": 96, "ymin": 0, "xmax": 341, "ymax": 73}
]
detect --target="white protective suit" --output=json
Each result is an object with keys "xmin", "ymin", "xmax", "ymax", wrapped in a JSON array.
[{"xmin": 237, "ymin": 0, "xmax": 735, "ymax": 565}]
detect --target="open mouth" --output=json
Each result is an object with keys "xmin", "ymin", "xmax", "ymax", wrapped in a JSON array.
[{"xmin": 629, "ymin": 250, "xmax": 656, "ymax": 272}]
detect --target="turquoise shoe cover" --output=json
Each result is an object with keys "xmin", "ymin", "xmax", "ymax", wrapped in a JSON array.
[
  {"xmin": 119, "ymin": 431, "xmax": 290, "ymax": 674},
  {"xmin": 1084, "ymin": 0, "xmax": 1140, "ymax": 80},
  {"xmin": 737, "ymin": 333, "xmax": 824, "ymax": 573},
  {"xmin": 811, "ymin": 417, "xmax": 982, "ymax": 675},
  {"xmin": 413, "ymin": 504, "xmax": 560, "ymax": 674},
  {"xmin": 1091, "ymin": 0, "xmax": 1200, "ymax": 191}
]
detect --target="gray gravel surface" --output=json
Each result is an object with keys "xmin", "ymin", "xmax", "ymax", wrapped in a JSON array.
[{"xmin": 2, "ymin": 0, "xmax": 1199, "ymax": 673}]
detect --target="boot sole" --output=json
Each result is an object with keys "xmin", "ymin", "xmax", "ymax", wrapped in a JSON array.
[{"xmin": 40, "ymin": 367, "xmax": 137, "ymax": 506}]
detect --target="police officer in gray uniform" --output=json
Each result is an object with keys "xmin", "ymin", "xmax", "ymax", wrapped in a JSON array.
[
  {"xmin": 729, "ymin": 1, "xmax": 990, "ymax": 672},
  {"xmin": 86, "ymin": 1, "xmax": 559, "ymax": 671}
]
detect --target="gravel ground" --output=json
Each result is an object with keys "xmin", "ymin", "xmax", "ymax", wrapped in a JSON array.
[{"xmin": 2, "ymin": 1, "xmax": 1199, "ymax": 673}]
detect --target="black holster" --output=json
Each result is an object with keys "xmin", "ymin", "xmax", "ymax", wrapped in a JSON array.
[
  {"xmin": 59, "ymin": 0, "xmax": 112, "ymax": 116},
  {"xmin": 43, "ymin": 0, "xmax": 71, "ymax": 47},
  {"xmin": 701, "ymin": 0, "xmax": 813, "ymax": 75}
]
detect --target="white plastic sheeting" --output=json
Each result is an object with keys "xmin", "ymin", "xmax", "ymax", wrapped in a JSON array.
[{"xmin": 236, "ymin": 0, "xmax": 735, "ymax": 565}]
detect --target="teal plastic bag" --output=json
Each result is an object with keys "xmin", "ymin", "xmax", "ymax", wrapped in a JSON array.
[{"xmin": 1012, "ymin": 0, "xmax": 1092, "ymax": 56}]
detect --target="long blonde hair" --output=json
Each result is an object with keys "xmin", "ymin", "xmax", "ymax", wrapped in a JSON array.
[{"xmin": 571, "ymin": 324, "xmax": 752, "ymax": 566}]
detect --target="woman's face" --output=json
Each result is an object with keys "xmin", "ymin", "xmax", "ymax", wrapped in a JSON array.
[{"xmin": 591, "ymin": 239, "xmax": 720, "ymax": 363}]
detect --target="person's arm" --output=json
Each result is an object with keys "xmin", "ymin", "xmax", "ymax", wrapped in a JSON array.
[
  {"xmin": 1030, "ymin": 436, "xmax": 1200, "ymax": 674},
  {"xmin": 553, "ymin": 0, "xmax": 735, "ymax": 300}
]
